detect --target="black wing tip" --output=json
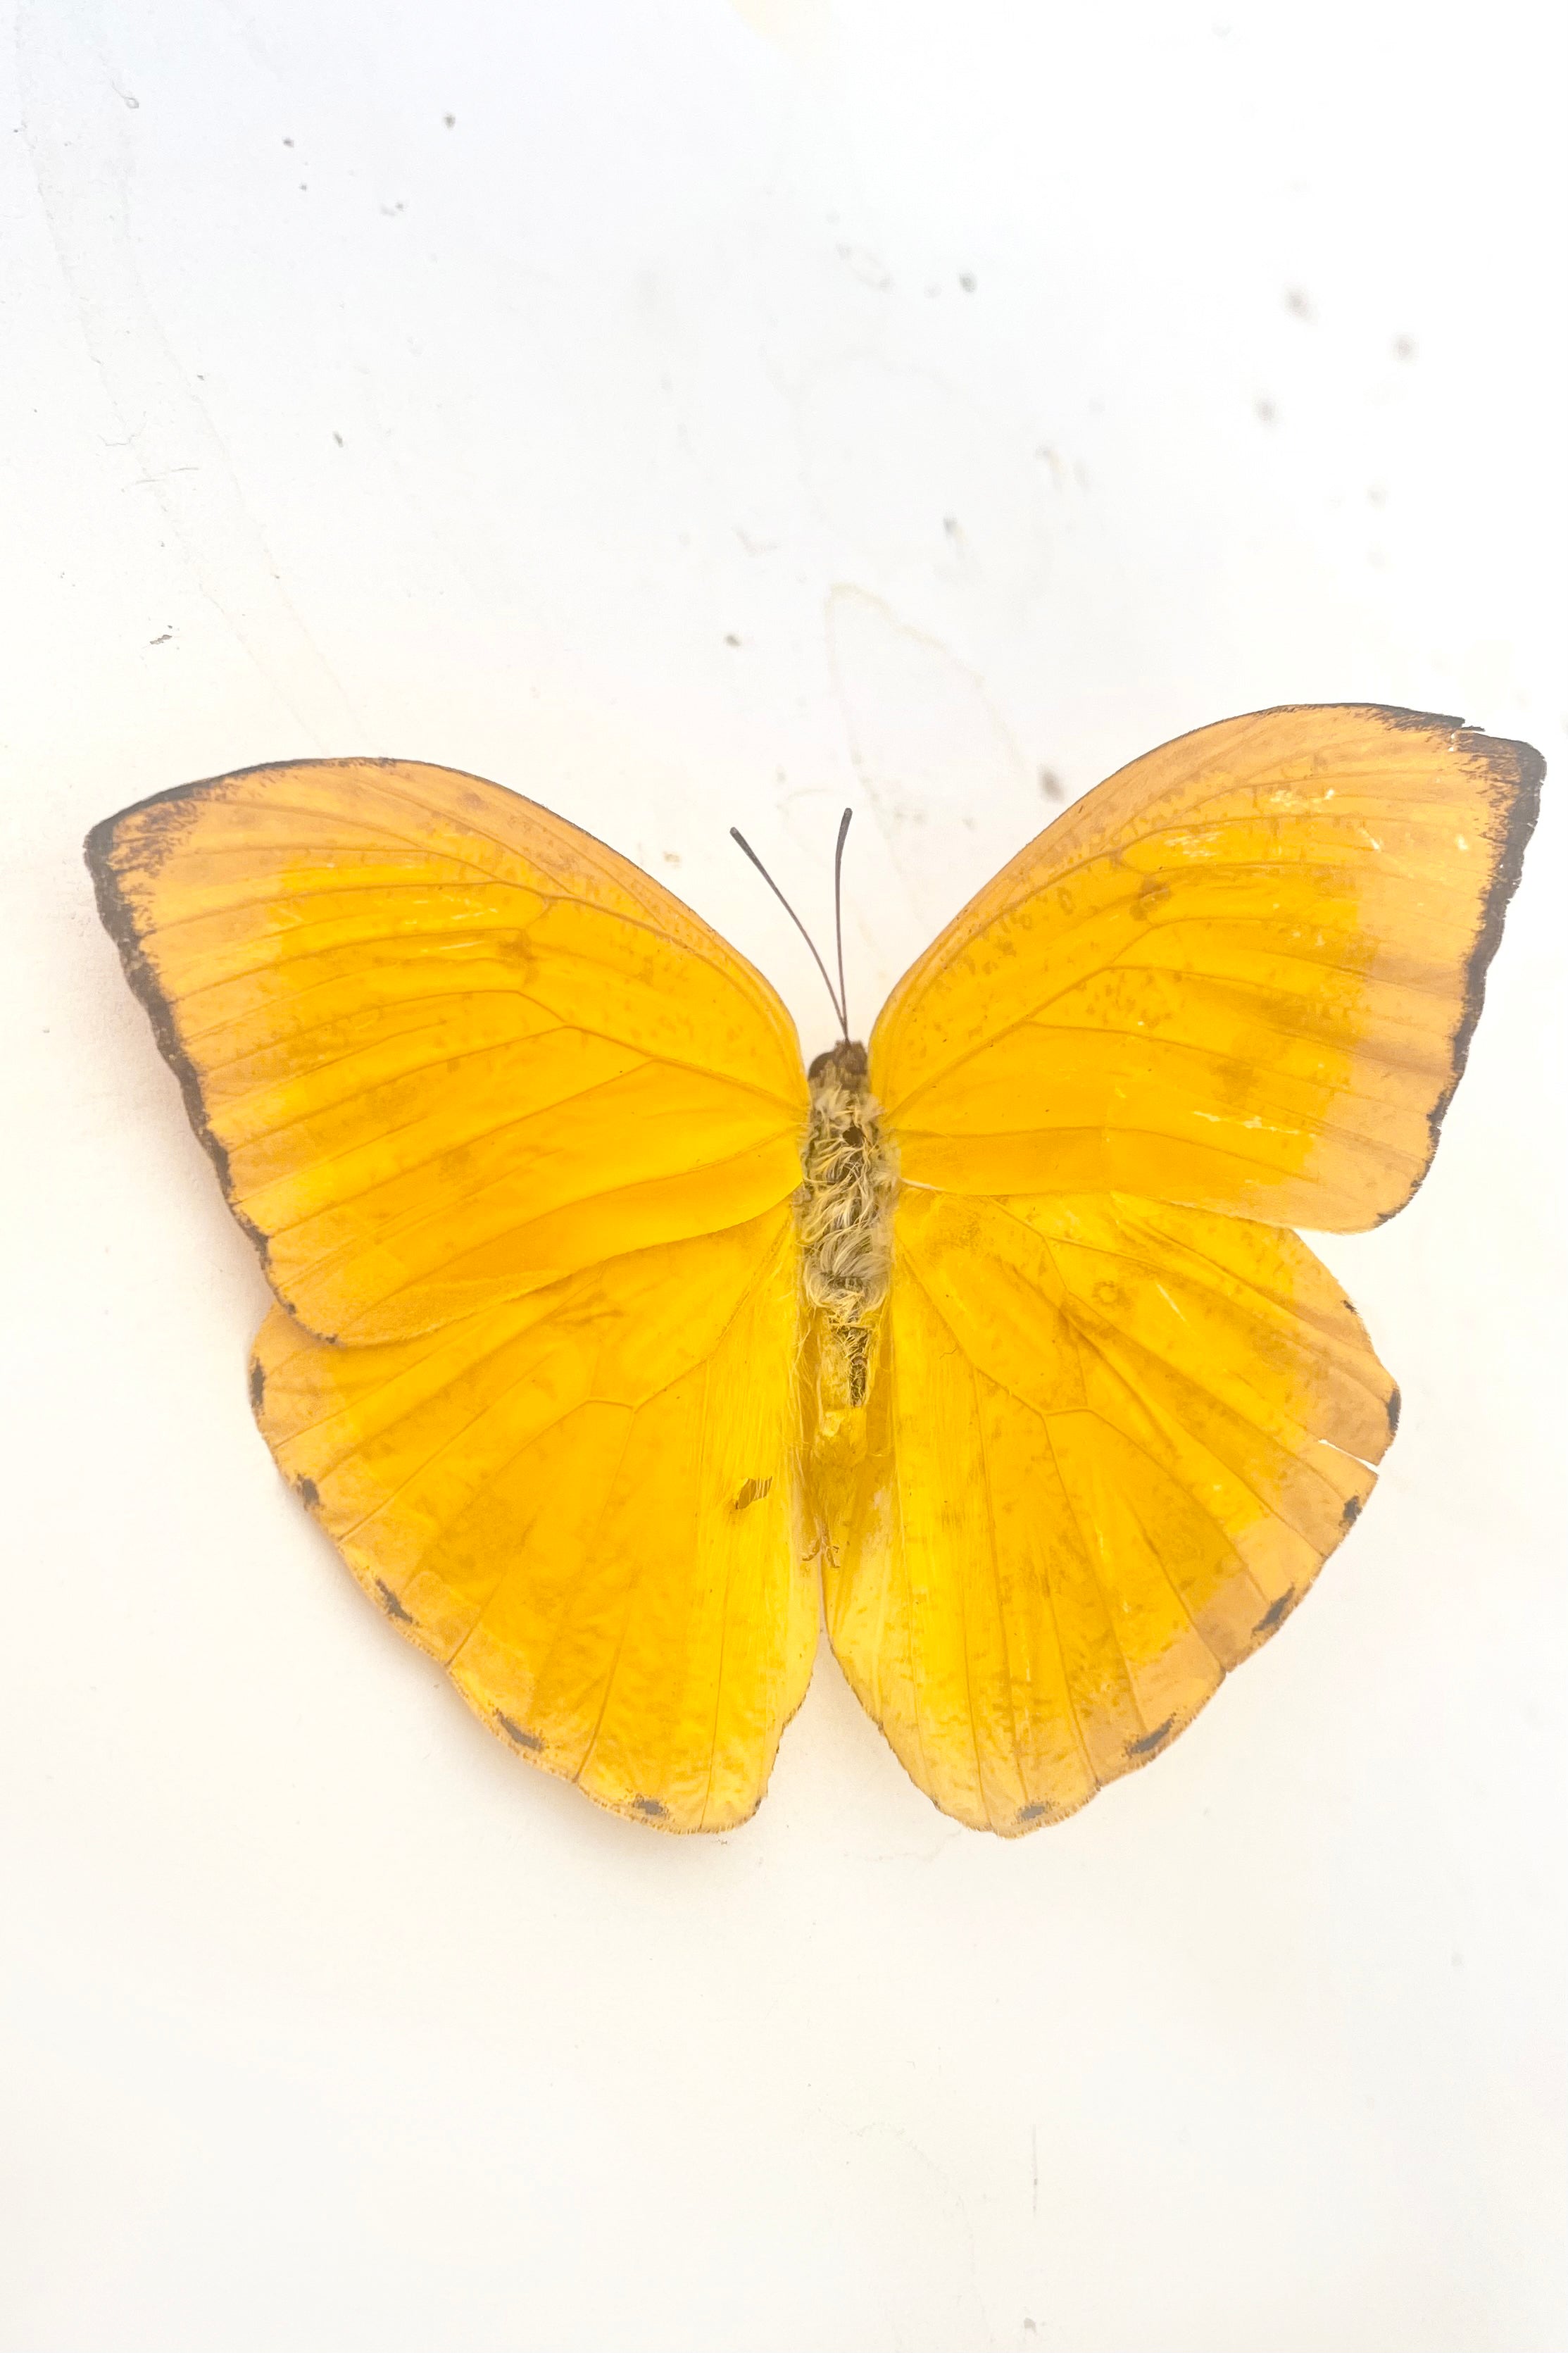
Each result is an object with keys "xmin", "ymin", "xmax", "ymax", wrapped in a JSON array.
[
  {"xmin": 1255, "ymin": 707, "xmax": 1543, "ymax": 1214},
  {"xmin": 80, "ymin": 757, "xmax": 449, "ymax": 880},
  {"xmin": 1338, "ymin": 700, "xmax": 1467, "ymax": 734},
  {"xmin": 1065, "ymin": 704, "xmax": 1541, "ymax": 856},
  {"xmin": 1156, "ymin": 699, "xmax": 1544, "ymax": 764},
  {"xmin": 84, "ymin": 771, "xmax": 240, "ymax": 872},
  {"xmin": 82, "ymin": 809, "xmax": 119, "ymax": 875},
  {"xmin": 1276, "ymin": 701, "xmax": 1547, "ymax": 809},
  {"xmin": 84, "ymin": 790, "xmax": 274, "ymax": 1271},
  {"xmin": 1422, "ymin": 725, "xmax": 1544, "ymax": 1163}
]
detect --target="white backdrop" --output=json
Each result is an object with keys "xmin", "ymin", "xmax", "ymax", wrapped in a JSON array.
[{"xmin": 3, "ymin": 5, "xmax": 1564, "ymax": 2349}]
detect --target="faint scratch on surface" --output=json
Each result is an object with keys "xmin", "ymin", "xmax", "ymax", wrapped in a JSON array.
[
  {"xmin": 16, "ymin": 4, "xmax": 362, "ymax": 743},
  {"xmin": 844, "ymin": 2118, "xmax": 995, "ymax": 2345},
  {"xmin": 825, "ymin": 582, "xmax": 1037, "ymax": 938}
]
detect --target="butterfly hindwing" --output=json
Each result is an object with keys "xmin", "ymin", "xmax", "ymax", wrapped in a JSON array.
[
  {"xmin": 253, "ymin": 1209, "xmax": 815, "ymax": 1833},
  {"xmin": 822, "ymin": 1189, "xmax": 1395, "ymax": 1832}
]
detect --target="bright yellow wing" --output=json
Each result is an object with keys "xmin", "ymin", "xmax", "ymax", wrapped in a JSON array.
[
  {"xmin": 822, "ymin": 1188, "xmax": 1395, "ymax": 1832},
  {"xmin": 823, "ymin": 705, "xmax": 1540, "ymax": 1832},
  {"xmin": 872, "ymin": 706, "xmax": 1540, "ymax": 1228},
  {"xmin": 253, "ymin": 1209, "xmax": 816, "ymax": 1832},
  {"xmin": 87, "ymin": 759, "xmax": 805, "ymax": 1343},
  {"xmin": 88, "ymin": 759, "xmax": 815, "ymax": 1830}
]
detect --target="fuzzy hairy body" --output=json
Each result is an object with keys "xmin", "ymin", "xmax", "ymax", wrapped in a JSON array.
[{"xmin": 798, "ymin": 1040, "xmax": 898, "ymax": 1414}]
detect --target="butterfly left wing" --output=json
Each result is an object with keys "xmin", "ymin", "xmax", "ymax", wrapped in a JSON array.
[
  {"xmin": 87, "ymin": 758, "xmax": 806, "ymax": 1342},
  {"xmin": 254, "ymin": 1208, "xmax": 816, "ymax": 1832},
  {"xmin": 89, "ymin": 759, "xmax": 817, "ymax": 1830}
]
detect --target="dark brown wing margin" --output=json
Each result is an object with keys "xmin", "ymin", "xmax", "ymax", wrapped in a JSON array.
[
  {"xmin": 1412, "ymin": 725, "xmax": 1543, "ymax": 1176},
  {"xmin": 85, "ymin": 781, "xmax": 275, "ymax": 1273}
]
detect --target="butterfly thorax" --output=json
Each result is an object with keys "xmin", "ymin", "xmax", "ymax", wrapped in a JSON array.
[{"xmin": 799, "ymin": 1040, "xmax": 898, "ymax": 1411}]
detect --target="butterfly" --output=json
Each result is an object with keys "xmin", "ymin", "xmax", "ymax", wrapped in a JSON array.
[{"xmin": 87, "ymin": 704, "xmax": 1541, "ymax": 1835}]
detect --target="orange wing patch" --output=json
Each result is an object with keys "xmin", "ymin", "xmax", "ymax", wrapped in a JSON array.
[
  {"xmin": 87, "ymin": 759, "xmax": 806, "ymax": 1342},
  {"xmin": 872, "ymin": 707, "xmax": 1541, "ymax": 1230}
]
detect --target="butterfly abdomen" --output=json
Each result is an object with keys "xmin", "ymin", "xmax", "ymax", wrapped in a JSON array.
[{"xmin": 800, "ymin": 1041, "xmax": 898, "ymax": 1411}]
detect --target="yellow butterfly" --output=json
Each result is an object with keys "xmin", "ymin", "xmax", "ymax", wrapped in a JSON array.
[{"xmin": 87, "ymin": 704, "xmax": 1540, "ymax": 1835}]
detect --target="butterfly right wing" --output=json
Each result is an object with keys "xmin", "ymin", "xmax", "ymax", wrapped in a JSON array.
[
  {"xmin": 822, "ymin": 706, "xmax": 1538, "ymax": 1833},
  {"xmin": 820, "ymin": 1187, "xmax": 1395, "ymax": 1833},
  {"xmin": 872, "ymin": 706, "xmax": 1540, "ymax": 1229}
]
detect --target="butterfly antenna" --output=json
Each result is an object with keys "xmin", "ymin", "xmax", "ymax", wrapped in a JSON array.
[
  {"xmin": 729, "ymin": 823, "xmax": 848, "ymax": 1037},
  {"xmin": 832, "ymin": 807, "xmax": 853, "ymax": 1043}
]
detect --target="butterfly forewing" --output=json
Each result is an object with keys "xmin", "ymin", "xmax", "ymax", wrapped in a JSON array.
[
  {"xmin": 87, "ymin": 759, "xmax": 806, "ymax": 1344},
  {"xmin": 872, "ymin": 706, "xmax": 1539, "ymax": 1228}
]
